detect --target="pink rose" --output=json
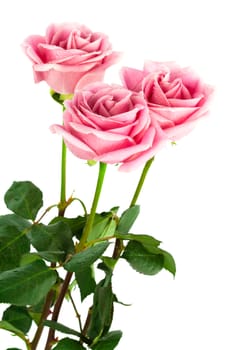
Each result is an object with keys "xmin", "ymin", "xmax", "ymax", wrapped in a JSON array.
[
  {"xmin": 121, "ymin": 61, "xmax": 213, "ymax": 140},
  {"xmin": 22, "ymin": 23, "xmax": 121, "ymax": 94},
  {"xmin": 50, "ymin": 83, "xmax": 165, "ymax": 171}
]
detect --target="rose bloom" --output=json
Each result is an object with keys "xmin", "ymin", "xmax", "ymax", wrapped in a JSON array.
[
  {"xmin": 50, "ymin": 83, "xmax": 165, "ymax": 171},
  {"xmin": 121, "ymin": 61, "xmax": 213, "ymax": 140},
  {"xmin": 22, "ymin": 23, "xmax": 121, "ymax": 94}
]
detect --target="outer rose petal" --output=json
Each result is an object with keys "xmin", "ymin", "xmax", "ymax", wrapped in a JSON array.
[
  {"xmin": 75, "ymin": 52, "xmax": 122, "ymax": 90},
  {"xmin": 120, "ymin": 67, "xmax": 146, "ymax": 92},
  {"xmin": 74, "ymin": 70, "xmax": 105, "ymax": 91},
  {"xmin": 22, "ymin": 36, "xmax": 46, "ymax": 64},
  {"xmin": 163, "ymin": 119, "xmax": 198, "ymax": 140},
  {"xmin": 153, "ymin": 101, "xmax": 211, "ymax": 140},
  {"xmin": 50, "ymin": 124, "xmax": 97, "ymax": 159},
  {"xmin": 68, "ymin": 122, "xmax": 134, "ymax": 154},
  {"xmin": 149, "ymin": 106, "xmax": 199, "ymax": 123},
  {"xmin": 94, "ymin": 126, "xmax": 157, "ymax": 165},
  {"xmin": 33, "ymin": 68, "xmax": 84, "ymax": 93},
  {"xmin": 119, "ymin": 126, "xmax": 166, "ymax": 172}
]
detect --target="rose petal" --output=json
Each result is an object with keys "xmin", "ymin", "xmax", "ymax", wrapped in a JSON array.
[
  {"xmin": 79, "ymin": 104, "xmax": 141, "ymax": 130},
  {"xmin": 144, "ymin": 61, "xmax": 173, "ymax": 74},
  {"xmin": 34, "ymin": 61, "xmax": 97, "ymax": 73},
  {"xmin": 108, "ymin": 123, "xmax": 136, "ymax": 135},
  {"xmin": 37, "ymin": 44, "xmax": 96, "ymax": 64},
  {"xmin": 163, "ymin": 119, "xmax": 198, "ymax": 140},
  {"xmin": 143, "ymin": 75, "xmax": 170, "ymax": 106},
  {"xmin": 82, "ymin": 36, "xmax": 103, "ymax": 52},
  {"xmin": 74, "ymin": 70, "xmax": 105, "ymax": 90},
  {"xmin": 68, "ymin": 122, "xmax": 135, "ymax": 155},
  {"xmin": 109, "ymin": 90, "xmax": 133, "ymax": 115},
  {"xmin": 169, "ymin": 95, "xmax": 203, "ymax": 107},
  {"xmin": 50, "ymin": 124, "xmax": 97, "ymax": 159},
  {"xmin": 67, "ymin": 30, "xmax": 90, "ymax": 49},
  {"xmin": 130, "ymin": 108, "xmax": 150, "ymax": 139},
  {"xmin": 120, "ymin": 67, "xmax": 146, "ymax": 92},
  {"xmin": 119, "ymin": 128, "xmax": 166, "ymax": 171},
  {"xmin": 148, "ymin": 109, "xmax": 175, "ymax": 128},
  {"xmin": 149, "ymin": 106, "xmax": 198, "ymax": 124},
  {"xmin": 22, "ymin": 36, "xmax": 46, "ymax": 64},
  {"xmin": 33, "ymin": 69, "xmax": 84, "ymax": 94},
  {"xmin": 164, "ymin": 78, "xmax": 183, "ymax": 98},
  {"xmin": 95, "ymin": 126, "xmax": 156, "ymax": 164}
]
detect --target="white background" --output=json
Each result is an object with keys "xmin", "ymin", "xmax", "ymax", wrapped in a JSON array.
[{"xmin": 0, "ymin": 0, "xmax": 233, "ymax": 349}]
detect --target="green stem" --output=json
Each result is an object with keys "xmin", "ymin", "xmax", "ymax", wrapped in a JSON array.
[
  {"xmin": 130, "ymin": 157, "xmax": 154, "ymax": 207},
  {"xmin": 79, "ymin": 162, "xmax": 107, "ymax": 249},
  {"xmin": 67, "ymin": 289, "xmax": 83, "ymax": 332},
  {"xmin": 59, "ymin": 140, "xmax": 67, "ymax": 212},
  {"xmin": 86, "ymin": 235, "xmax": 115, "ymax": 247},
  {"xmin": 50, "ymin": 91, "xmax": 67, "ymax": 215}
]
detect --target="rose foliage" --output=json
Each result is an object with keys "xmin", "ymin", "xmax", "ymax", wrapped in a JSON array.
[{"xmin": 0, "ymin": 22, "xmax": 213, "ymax": 350}]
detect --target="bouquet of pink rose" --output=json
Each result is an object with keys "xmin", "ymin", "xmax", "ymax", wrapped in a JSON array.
[{"xmin": 0, "ymin": 23, "xmax": 213, "ymax": 350}]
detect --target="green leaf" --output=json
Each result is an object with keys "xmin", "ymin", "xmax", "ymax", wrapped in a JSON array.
[
  {"xmin": 113, "ymin": 294, "xmax": 131, "ymax": 307},
  {"xmin": 87, "ymin": 275, "xmax": 114, "ymax": 341},
  {"xmin": 64, "ymin": 242, "xmax": 109, "ymax": 272},
  {"xmin": 92, "ymin": 330, "xmax": 123, "ymax": 350},
  {"xmin": 116, "ymin": 233, "xmax": 175, "ymax": 276},
  {"xmin": 100, "ymin": 257, "xmax": 117, "ymax": 270},
  {"xmin": 0, "ymin": 320, "xmax": 26, "ymax": 343},
  {"xmin": 28, "ymin": 297, "xmax": 47, "ymax": 324},
  {"xmin": 44, "ymin": 320, "xmax": 82, "ymax": 338},
  {"xmin": 20, "ymin": 252, "xmax": 41, "ymax": 266},
  {"xmin": 52, "ymin": 338, "xmax": 85, "ymax": 350},
  {"xmin": 29, "ymin": 295, "xmax": 48, "ymax": 314},
  {"xmin": 122, "ymin": 240, "xmax": 164, "ymax": 275},
  {"xmin": 4, "ymin": 181, "xmax": 43, "ymax": 220},
  {"xmin": 6, "ymin": 348, "xmax": 22, "ymax": 350},
  {"xmin": 0, "ymin": 321, "xmax": 23, "ymax": 334},
  {"xmin": 28, "ymin": 311, "xmax": 41, "ymax": 325},
  {"xmin": 2, "ymin": 305, "xmax": 32, "ymax": 334},
  {"xmin": 37, "ymin": 251, "xmax": 67, "ymax": 262},
  {"xmin": 0, "ymin": 260, "xmax": 57, "ymax": 305},
  {"xmin": 0, "ymin": 214, "xmax": 31, "ymax": 272},
  {"xmin": 44, "ymin": 321, "xmax": 90, "ymax": 346},
  {"xmin": 21, "ymin": 251, "xmax": 67, "ymax": 264},
  {"xmin": 117, "ymin": 205, "xmax": 140, "ymax": 234},
  {"xmin": 55, "ymin": 211, "xmax": 118, "ymax": 242},
  {"xmin": 115, "ymin": 233, "xmax": 161, "ymax": 250},
  {"xmin": 50, "ymin": 216, "xmax": 86, "ymax": 240},
  {"xmin": 157, "ymin": 248, "xmax": 176, "ymax": 276},
  {"xmin": 28, "ymin": 222, "xmax": 74, "ymax": 261},
  {"xmin": 87, "ymin": 213, "xmax": 117, "ymax": 242},
  {"xmin": 75, "ymin": 266, "xmax": 96, "ymax": 301}
]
